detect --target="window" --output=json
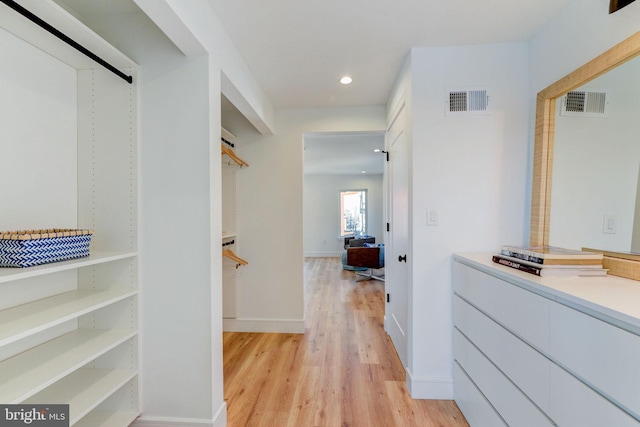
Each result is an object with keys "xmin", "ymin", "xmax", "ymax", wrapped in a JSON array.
[{"xmin": 340, "ymin": 189, "xmax": 367, "ymax": 237}]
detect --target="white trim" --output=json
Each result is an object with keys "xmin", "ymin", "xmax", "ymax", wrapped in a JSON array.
[
  {"xmin": 131, "ymin": 416, "xmax": 212, "ymax": 427},
  {"xmin": 212, "ymin": 402, "xmax": 228, "ymax": 427},
  {"xmin": 132, "ymin": 402, "xmax": 226, "ymax": 427},
  {"xmin": 304, "ymin": 251, "xmax": 342, "ymax": 257},
  {"xmin": 406, "ymin": 368, "xmax": 454, "ymax": 399},
  {"xmin": 130, "ymin": 0, "xmax": 206, "ymax": 56},
  {"xmin": 223, "ymin": 318, "xmax": 305, "ymax": 333}
]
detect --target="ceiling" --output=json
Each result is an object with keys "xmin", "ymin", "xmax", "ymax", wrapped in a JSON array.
[
  {"xmin": 51, "ymin": 0, "xmax": 573, "ymax": 110},
  {"xmin": 207, "ymin": 0, "xmax": 573, "ymax": 110},
  {"xmin": 304, "ymin": 132, "xmax": 385, "ymax": 175},
  {"xmin": 51, "ymin": 0, "xmax": 574, "ymax": 175},
  {"xmin": 210, "ymin": 0, "xmax": 572, "ymax": 174}
]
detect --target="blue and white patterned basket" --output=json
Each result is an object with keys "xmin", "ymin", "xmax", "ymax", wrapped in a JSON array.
[{"xmin": 0, "ymin": 229, "xmax": 93, "ymax": 268}]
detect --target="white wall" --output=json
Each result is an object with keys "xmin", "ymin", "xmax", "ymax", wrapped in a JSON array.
[
  {"xmin": 530, "ymin": 0, "xmax": 640, "ymax": 94},
  {"xmin": 551, "ymin": 59, "xmax": 640, "ymax": 252},
  {"xmin": 138, "ymin": 44, "xmax": 215, "ymax": 426},
  {"xmin": 0, "ymin": 27, "xmax": 77, "ymax": 230},
  {"xmin": 222, "ymin": 106, "xmax": 386, "ymax": 333},
  {"xmin": 388, "ymin": 43, "xmax": 531, "ymax": 398},
  {"xmin": 304, "ymin": 174, "xmax": 384, "ymax": 257},
  {"xmin": 529, "ymin": 0, "xmax": 640, "ymax": 253}
]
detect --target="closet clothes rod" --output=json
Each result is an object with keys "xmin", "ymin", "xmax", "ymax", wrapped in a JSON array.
[{"xmin": 0, "ymin": 0, "xmax": 134, "ymax": 84}]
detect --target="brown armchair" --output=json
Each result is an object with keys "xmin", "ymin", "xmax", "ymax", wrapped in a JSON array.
[{"xmin": 346, "ymin": 246, "xmax": 385, "ymax": 282}]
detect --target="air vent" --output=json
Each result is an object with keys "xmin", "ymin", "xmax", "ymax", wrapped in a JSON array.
[
  {"xmin": 446, "ymin": 89, "xmax": 489, "ymax": 115},
  {"xmin": 560, "ymin": 90, "xmax": 609, "ymax": 117}
]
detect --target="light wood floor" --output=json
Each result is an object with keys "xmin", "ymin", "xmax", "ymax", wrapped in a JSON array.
[{"xmin": 223, "ymin": 257, "xmax": 469, "ymax": 427}]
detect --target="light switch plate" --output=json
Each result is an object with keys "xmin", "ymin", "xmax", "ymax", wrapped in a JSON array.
[
  {"xmin": 603, "ymin": 214, "xmax": 617, "ymax": 234},
  {"xmin": 427, "ymin": 208, "xmax": 439, "ymax": 226}
]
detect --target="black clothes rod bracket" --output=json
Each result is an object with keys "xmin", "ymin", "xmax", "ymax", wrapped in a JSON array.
[
  {"xmin": 0, "ymin": 0, "xmax": 133, "ymax": 84},
  {"xmin": 222, "ymin": 240, "xmax": 235, "ymax": 247},
  {"xmin": 221, "ymin": 137, "xmax": 235, "ymax": 148}
]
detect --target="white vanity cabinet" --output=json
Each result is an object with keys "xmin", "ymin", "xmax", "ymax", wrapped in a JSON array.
[
  {"xmin": 453, "ymin": 254, "xmax": 640, "ymax": 427},
  {"xmin": 0, "ymin": 1, "xmax": 139, "ymax": 425},
  {"xmin": 548, "ymin": 303, "xmax": 640, "ymax": 425}
]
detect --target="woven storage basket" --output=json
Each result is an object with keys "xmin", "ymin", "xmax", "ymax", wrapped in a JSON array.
[{"xmin": 0, "ymin": 229, "xmax": 93, "ymax": 268}]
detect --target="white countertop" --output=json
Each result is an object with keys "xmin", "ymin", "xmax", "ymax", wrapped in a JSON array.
[{"xmin": 453, "ymin": 253, "xmax": 640, "ymax": 334}]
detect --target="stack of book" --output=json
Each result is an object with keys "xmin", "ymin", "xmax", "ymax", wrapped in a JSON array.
[{"xmin": 493, "ymin": 245, "xmax": 607, "ymax": 277}]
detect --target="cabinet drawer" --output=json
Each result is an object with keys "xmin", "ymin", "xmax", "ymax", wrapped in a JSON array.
[
  {"xmin": 550, "ymin": 302, "xmax": 640, "ymax": 418},
  {"xmin": 550, "ymin": 363, "xmax": 639, "ymax": 426},
  {"xmin": 454, "ymin": 296, "xmax": 551, "ymax": 413},
  {"xmin": 454, "ymin": 362, "xmax": 507, "ymax": 427},
  {"xmin": 453, "ymin": 262, "xmax": 549, "ymax": 351},
  {"xmin": 454, "ymin": 329, "xmax": 553, "ymax": 426}
]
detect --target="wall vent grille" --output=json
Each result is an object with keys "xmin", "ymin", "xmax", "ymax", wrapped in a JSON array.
[
  {"xmin": 561, "ymin": 90, "xmax": 609, "ymax": 117},
  {"xmin": 446, "ymin": 89, "xmax": 489, "ymax": 115}
]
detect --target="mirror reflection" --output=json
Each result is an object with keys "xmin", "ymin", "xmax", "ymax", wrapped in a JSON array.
[{"xmin": 550, "ymin": 55, "xmax": 640, "ymax": 253}]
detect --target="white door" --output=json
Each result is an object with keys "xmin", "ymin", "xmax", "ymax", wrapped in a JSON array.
[{"xmin": 386, "ymin": 102, "xmax": 409, "ymax": 366}]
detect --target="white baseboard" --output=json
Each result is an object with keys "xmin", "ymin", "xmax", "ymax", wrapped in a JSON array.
[
  {"xmin": 212, "ymin": 402, "xmax": 227, "ymax": 427},
  {"xmin": 132, "ymin": 416, "xmax": 212, "ymax": 427},
  {"xmin": 223, "ymin": 317, "xmax": 305, "ymax": 333},
  {"xmin": 406, "ymin": 369, "xmax": 454, "ymax": 399},
  {"xmin": 304, "ymin": 251, "xmax": 341, "ymax": 257},
  {"xmin": 132, "ymin": 402, "xmax": 226, "ymax": 427}
]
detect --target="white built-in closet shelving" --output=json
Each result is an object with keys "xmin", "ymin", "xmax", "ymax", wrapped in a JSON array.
[
  {"xmin": 221, "ymin": 127, "xmax": 247, "ymax": 319},
  {"xmin": 0, "ymin": 1, "xmax": 139, "ymax": 425}
]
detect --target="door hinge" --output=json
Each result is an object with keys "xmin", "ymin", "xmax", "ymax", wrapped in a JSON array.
[
  {"xmin": 386, "ymin": 293, "xmax": 390, "ymax": 303},
  {"xmin": 386, "ymin": 222, "xmax": 390, "ymax": 232}
]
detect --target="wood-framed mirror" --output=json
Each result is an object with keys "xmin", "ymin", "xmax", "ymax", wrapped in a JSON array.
[{"xmin": 530, "ymin": 30, "xmax": 640, "ymax": 280}]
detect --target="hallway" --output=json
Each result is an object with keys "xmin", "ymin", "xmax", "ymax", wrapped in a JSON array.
[{"xmin": 223, "ymin": 257, "xmax": 469, "ymax": 426}]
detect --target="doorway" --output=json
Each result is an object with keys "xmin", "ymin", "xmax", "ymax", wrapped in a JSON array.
[{"xmin": 303, "ymin": 131, "xmax": 386, "ymax": 258}]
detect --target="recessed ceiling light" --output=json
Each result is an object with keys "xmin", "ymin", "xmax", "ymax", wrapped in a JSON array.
[
  {"xmin": 373, "ymin": 149, "xmax": 381, "ymax": 153},
  {"xmin": 340, "ymin": 76, "xmax": 353, "ymax": 85},
  {"xmin": 361, "ymin": 170, "xmax": 366, "ymax": 174}
]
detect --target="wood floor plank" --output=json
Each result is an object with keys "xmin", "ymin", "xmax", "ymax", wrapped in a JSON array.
[
  {"xmin": 224, "ymin": 257, "xmax": 469, "ymax": 427},
  {"xmin": 354, "ymin": 309, "xmax": 379, "ymax": 364},
  {"xmin": 285, "ymin": 366, "xmax": 321, "ymax": 427}
]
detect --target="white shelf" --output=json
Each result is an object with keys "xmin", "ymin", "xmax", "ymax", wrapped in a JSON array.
[
  {"xmin": 73, "ymin": 410, "xmax": 139, "ymax": 427},
  {"xmin": 1, "ymin": 1, "xmax": 139, "ymax": 422},
  {"xmin": 0, "ymin": 288, "xmax": 137, "ymax": 347},
  {"xmin": 0, "ymin": 328, "xmax": 137, "ymax": 403},
  {"xmin": 222, "ymin": 233, "xmax": 237, "ymax": 240},
  {"xmin": 24, "ymin": 368, "xmax": 137, "ymax": 425},
  {"xmin": 0, "ymin": 251, "xmax": 137, "ymax": 284}
]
